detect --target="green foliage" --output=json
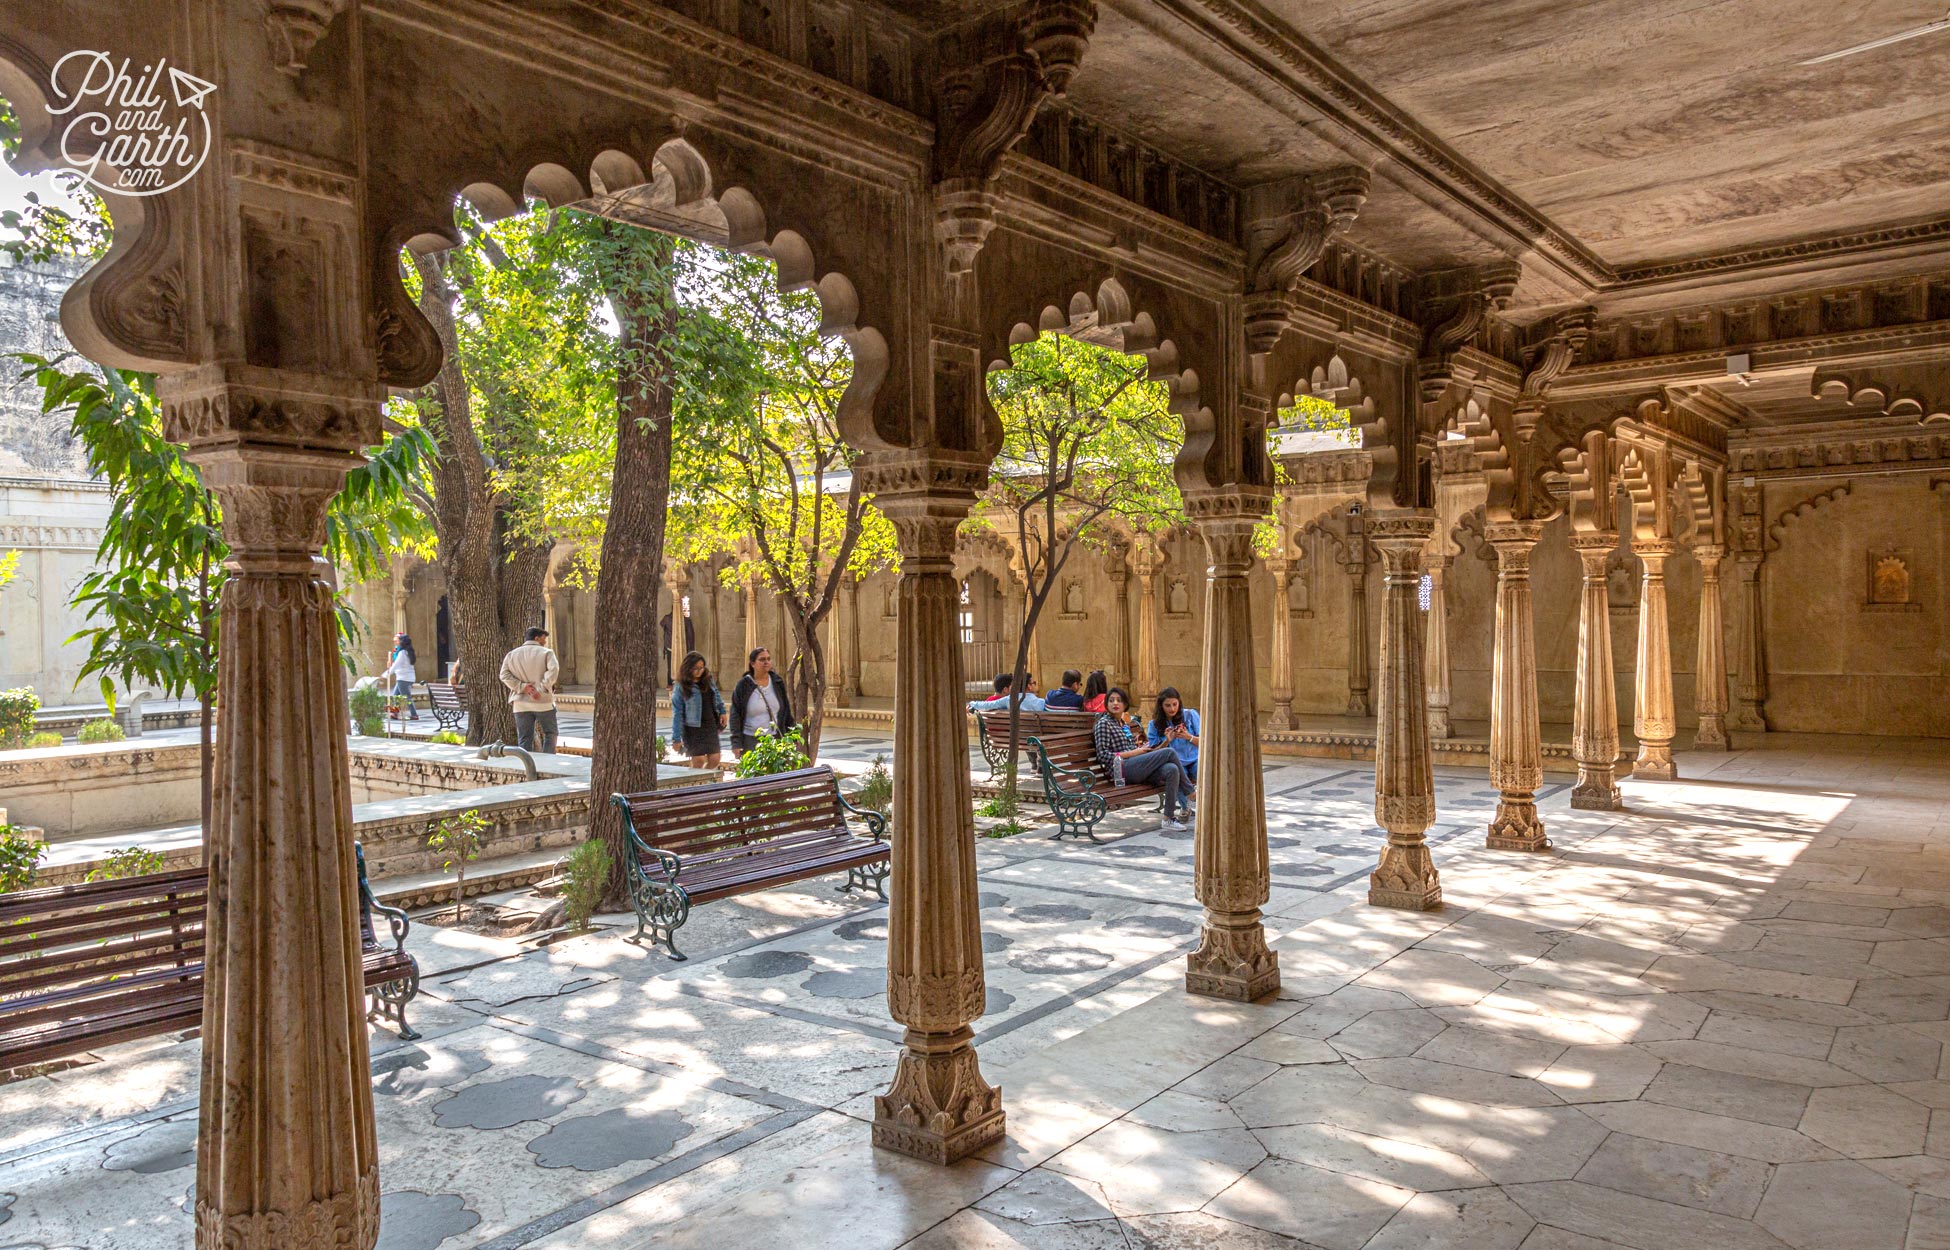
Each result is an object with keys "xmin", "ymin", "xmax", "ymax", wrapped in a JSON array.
[
  {"xmin": 77, "ymin": 718, "xmax": 125, "ymax": 744},
  {"xmin": 0, "ymin": 687, "xmax": 38, "ymax": 748},
  {"xmin": 25, "ymin": 732, "xmax": 62, "ymax": 749},
  {"xmin": 654, "ymin": 734, "xmax": 669, "ymax": 762},
  {"xmin": 981, "ymin": 819, "xmax": 1030, "ymax": 839},
  {"xmin": 734, "ymin": 726, "xmax": 810, "ymax": 779},
  {"xmin": 85, "ymin": 846, "xmax": 166, "ymax": 882},
  {"xmin": 975, "ymin": 792, "xmax": 1020, "ymax": 819},
  {"xmin": 0, "ymin": 829, "xmax": 46, "ymax": 893},
  {"xmin": 348, "ymin": 684, "xmax": 388, "ymax": 736},
  {"xmin": 854, "ymin": 754, "xmax": 893, "ymax": 815},
  {"xmin": 428, "ymin": 730, "xmax": 466, "ymax": 745},
  {"xmin": 0, "ymin": 549, "xmax": 17, "ymax": 588},
  {"xmin": 0, "ymin": 103, "xmax": 111, "ymax": 265},
  {"xmin": 560, "ymin": 838, "xmax": 611, "ymax": 933},
  {"xmin": 1277, "ymin": 393, "xmax": 1357, "ymax": 440},
  {"xmin": 427, "ymin": 809, "xmax": 489, "ymax": 920}
]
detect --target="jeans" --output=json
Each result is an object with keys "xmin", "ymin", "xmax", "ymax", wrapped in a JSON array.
[
  {"xmin": 1120, "ymin": 747, "xmax": 1187, "ymax": 820},
  {"xmin": 516, "ymin": 708, "xmax": 559, "ymax": 754}
]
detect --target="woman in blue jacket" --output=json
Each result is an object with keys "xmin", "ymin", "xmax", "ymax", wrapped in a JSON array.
[
  {"xmin": 670, "ymin": 651, "xmax": 729, "ymax": 771},
  {"xmin": 1147, "ymin": 686, "xmax": 1201, "ymax": 796}
]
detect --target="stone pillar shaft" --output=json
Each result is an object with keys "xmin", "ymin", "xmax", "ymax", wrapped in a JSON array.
[
  {"xmin": 1569, "ymin": 537, "xmax": 1623, "ymax": 810},
  {"xmin": 843, "ymin": 575, "xmax": 864, "ymax": 699},
  {"xmin": 1731, "ymin": 553, "xmax": 1767, "ymax": 732},
  {"xmin": 1367, "ymin": 511, "xmax": 1441, "ymax": 911},
  {"xmin": 170, "ymin": 370, "xmax": 382, "ymax": 1250},
  {"xmin": 1346, "ymin": 560, "xmax": 1371, "ymax": 717},
  {"xmin": 743, "ymin": 579, "xmax": 761, "ymax": 660},
  {"xmin": 1423, "ymin": 558, "xmax": 1452, "ymax": 739},
  {"xmin": 1694, "ymin": 545, "xmax": 1730, "ymax": 750},
  {"xmin": 1633, "ymin": 541, "xmax": 1679, "ymax": 781},
  {"xmin": 1187, "ymin": 500, "xmax": 1278, "ymax": 1000},
  {"xmin": 1134, "ymin": 553, "xmax": 1162, "ymax": 707},
  {"xmin": 872, "ymin": 469, "xmax": 1001, "ymax": 1165},
  {"xmin": 1485, "ymin": 522, "xmax": 1549, "ymax": 851},
  {"xmin": 1267, "ymin": 560, "xmax": 1295, "ymax": 731}
]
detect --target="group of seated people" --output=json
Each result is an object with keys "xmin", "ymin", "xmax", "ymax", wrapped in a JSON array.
[{"xmin": 968, "ymin": 668, "xmax": 1201, "ymax": 832}]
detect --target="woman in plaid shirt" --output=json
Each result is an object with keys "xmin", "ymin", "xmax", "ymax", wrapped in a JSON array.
[{"xmin": 1092, "ymin": 687, "xmax": 1193, "ymax": 831}]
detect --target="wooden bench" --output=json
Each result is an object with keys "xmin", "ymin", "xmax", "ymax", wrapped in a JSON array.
[
  {"xmin": 0, "ymin": 843, "xmax": 421, "ymax": 1072},
  {"xmin": 611, "ymin": 765, "xmax": 889, "ymax": 960},
  {"xmin": 1027, "ymin": 730, "xmax": 1166, "ymax": 842},
  {"xmin": 973, "ymin": 708, "xmax": 1094, "ymax": 779},
  {"xmin": 423, "ymin": 681, "xmax": 466, "ymax": 734}
]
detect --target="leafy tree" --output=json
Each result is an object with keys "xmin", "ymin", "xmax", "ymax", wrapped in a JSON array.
[
  {"xmin": 971, "ymin": 333, "xmax": 1184, "ymax": 806},
  {"xmin": 666, "ymin": 250, "xmax": 892, "ymax": 759},
  {"xmin": 0, "ymin": 102, "xmax": 110, "ymax": 265}
]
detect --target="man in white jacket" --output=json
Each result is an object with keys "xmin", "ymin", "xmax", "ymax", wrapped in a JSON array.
[{"xmin": 499, "ymin": 626, "xmax": 561, "ymax": 753}]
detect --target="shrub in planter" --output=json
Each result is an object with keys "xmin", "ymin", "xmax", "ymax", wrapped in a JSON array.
[
  {"xmin": 426, "ymin": 809, "xmax": 488, "ymax": 920},
  {"xmin": 78, "ymin": 718, "xmax": 125, "ymax": 744},
  {"xmin": 734, "ymin": 726, "xmax": 810, "ymax": 779},
  {"xmin": 0, "ymin": 827, "xmax": 47, "ymax": 892},
  {"xmin": 855, "ymin": 753, "xmax": 893, "ymax": 815},
  {"xmin": 86, "ymin": 846, "xmax": 166, "ymax": 882},
  {"xmin": 25, "ymin": 732, "xmax": 61, "ymax": 749},
  {"xmin": 561, "ymin": 838, "xmax": 610, "ymax": 933},
  {"xmin": 0, "ymin": 687, "xmax": 39, "ymax": 749},
  {"xmin": 428, "ymin": 730, "xmax": 465, "ymax": 745},
  {"xmin": 348, "ymin": 684, "xmax": 387, "ymax": 736}
]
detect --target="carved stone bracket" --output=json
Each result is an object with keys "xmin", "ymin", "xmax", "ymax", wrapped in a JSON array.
[
  {"xmin": 1242, "ymin": 167, "xmax": 1371, "ymax": 353},
  {"xmin": 266, "ymin": 0, "xmax": 350, "ymax": 76}
]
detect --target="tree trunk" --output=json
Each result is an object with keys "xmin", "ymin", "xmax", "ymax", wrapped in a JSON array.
[
  {"xmin": 588, "ymin": 227, "xmax": 677, "ymax": 906},
  {"xmin": 785, "ymin": 608, "xmax": 827, "ymax": 761}
]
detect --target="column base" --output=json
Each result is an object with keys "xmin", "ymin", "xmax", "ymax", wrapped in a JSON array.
[
  {"xmin": 1186, "ymin": 914, "xmax": 1280, "ymax": 1001},
  {"xmin": 1486, "ymin": 798, "xmax": 1550, "ymax": 852},
  {"xmin": 1571, "ymin": 767, "xmax": 1622, "ymax": 810},
  {"xmin": 1267, "ymin": 703, "xmax": 1295, "ymax": 732},
  {"xmin": 1370, "ymin": 841, "xmax": 1442, "ymax": 911},
  {"xmin": 1730, "ymin": 701, "xmax": 1766, "ymax": 733},
  {"xmin": 1633, "ymin": 741, "xmax": 1677, "ymax": 781},
  {"xmin": 872, "ymin": 1029, "xmax": 1004, "ymax": 1166},
  {"xmin": 1693, "ymin": 716, "xmax": 1729, "ymax": 751},
  {"xmin": 1428, "ymin": 707, "xmax": 1452, "ymax": 740},
  {"xmin": 197, "ymin": 1167, "xmax": 378, "ymax": 1250},
  {"xmin": 1348, "ymin": 695, "xmax": 1372, "ymax": 717}
]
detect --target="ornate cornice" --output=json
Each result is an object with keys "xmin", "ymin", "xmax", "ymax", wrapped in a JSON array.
[
  {"xmin": 0, "ymin": 522, "xmax": 104, "ymax": 551},
  {"xmin": 1729, "ymin": 425, "xmax": 1950, "ymax": 481},
  {"xmin": 229, "ymin": 139, "xmax": 357, "ymax": 203},
  {"xmin": 1614, "ymin": 217, "xmax": 1950, "ymax": 286},
  {"xmin": 1020, "ymin": 101, "xmax": 1236, "ymax": 244}
]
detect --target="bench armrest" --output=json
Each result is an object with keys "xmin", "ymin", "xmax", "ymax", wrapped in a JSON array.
[
  {"xmin": 611, "ymin": 793, "xmax": 682, "ymax": 884},
  {"xmin": 1027, "ymin": 736, "xmax": 1099, "ymax": 795},
  {"xmin": 359, "ymin": 874, "xmax": 412, "ymax": 955},
  {"xmin": 837, "ymin": 791, "xmax": 888, "ymax": 840}
]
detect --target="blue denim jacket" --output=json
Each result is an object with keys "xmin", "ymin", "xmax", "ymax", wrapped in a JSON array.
[
  {"xmin": 669, "ymin": 680, "xmax": 726, "ymax": 741},
  {"xmin": 1146, "ymin": 707, "xmax": 1200, "ymax": 771}
]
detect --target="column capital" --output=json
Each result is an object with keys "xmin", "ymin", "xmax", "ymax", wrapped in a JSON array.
[
  {"xmin": 1484, "ymin": 518, "xmax": 1548, "ymax": 548},
  {"xmin": 1567, "ymin": 532, "xmax": 1618, "ymax": 555},
  {"xmin": 858, "ymin": 450, "xmax": 988, "ymax": 561},
  {"xmin": 1693, "ymin": 542, "xmax": 1727, "ymax": 565},
  {"xmin": 1632, "ymin": 538, "xmax": 1680, "ymax": 560},
  {"xmin": 1366, "ymin": 508, "xmax": 1436, "ymax": 549},
  {"xmin": 1184, "ymin": 486, "xmax": 1275, "ymax": 522},
  {"xmin": 160, "ymin": 363, "xmax": 384, "ymax": 455}
]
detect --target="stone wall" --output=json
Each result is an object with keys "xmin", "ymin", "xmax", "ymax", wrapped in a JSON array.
[
  {"xmin": 0, "ymin": 476, "xmax": 112, "ymax": 707},
  {"xmin": 0, "ymin": 256, "xmax": 90, "ymax": 478}
]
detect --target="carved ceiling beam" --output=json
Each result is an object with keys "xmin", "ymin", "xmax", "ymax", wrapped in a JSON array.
[{"xmin": 1810, "ymin": 369, "xmax": 1950, "ymax": 425}]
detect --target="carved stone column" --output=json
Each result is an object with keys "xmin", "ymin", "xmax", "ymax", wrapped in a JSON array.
[
  {"xmin": 1632, "ymin": 540, "xmax": 1679, "ymax": 781},
  {"xmin": 1730, "ymin": 552, "xmax": 1767, "ymax": 732},
  {"xmin": 1484, "ymin": 521, "xmax": 1549, "ymax": 851},
  {"xmin": 1186, "ymin": 493, "xmax": 1278, "ymax": 1001},
  {"xmin": 1423, "ymin": 556, "xmax": 1452, "ymax": 739},
  {"xmin": 843, "ymin": 573, "xmax": 864, "ymax": 700},
  {"xmin": 868, "ymin": 455, "xmax": 1001, "ymax": 1165},
  {"xmin": 1266, "ymin": 555, "xmax": 1296, "ymax": 730},
  {"xmin": 743, "ymin": 578, "xmax": 761, "ymax": 660},
  {"xmin": 1368, "ymin": 511, "xmax": 1442, "ymax": 910},
  {"xmin": 690, "ymin": 565, "xmax": 720, "ymax": 679},
  {"xmin": 1569, "ymin": 535, "xmax": 1622, "ymax": 810},
  {"xmin": 1106, "ymin": 543, "xmax": 1132, "ymax": 687},
  {"xmin": 1346, "ymin": 548, "xmax": 1371, "ymax": 717},
  {"xmin": 1132, "ymin": 537, "xmax": 1163, "ymax": 706},
  {"xmin": 1693, "ymin": 544, "xmax": 1729, "ymax": 750},
  {"xmin": 168, "ymin": 367, "xmax": 382, "ymax": 1250}
]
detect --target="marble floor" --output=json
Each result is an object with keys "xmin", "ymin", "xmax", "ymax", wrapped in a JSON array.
[{"xmin": 4, "ymin": 731, "xmax": 1949, "ymax": 1250}]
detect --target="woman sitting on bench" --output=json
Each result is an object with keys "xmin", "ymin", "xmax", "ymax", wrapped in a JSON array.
[{"xmin": 1090, "ymin": 687, "xmax": 1193, "ymax": 831}]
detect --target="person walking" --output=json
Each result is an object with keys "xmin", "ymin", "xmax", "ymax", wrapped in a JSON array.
[
  {"xmin": 1092, "ymin": 686, "xmax": 1192, "ymax": 830},
  {"xmin": 500, "ymin": 626, "xmax": 560, "ymax": 753},
  {"xmin": 670, "ymin": 650, "xmax": 728, "ymax": 771},
  {"xmin": 1147, "ymin": 686, "xmax": 1201, "ymax": 799},
  {"xmin": 729, "ymin": 646, "xmax": 796, "ymax": 756},
  {"xmin": 380, "ymin": 633, "xmax": 419, "ymax": 721}
]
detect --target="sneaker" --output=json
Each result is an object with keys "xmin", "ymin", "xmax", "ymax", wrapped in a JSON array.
[
  {"xmin": 1161, "ymin": 817, "xmax": 1189, "ymax": 832},
  {"xmin": 1180, "ymin": 804, "xmax": 1196, "ymax": 821}
]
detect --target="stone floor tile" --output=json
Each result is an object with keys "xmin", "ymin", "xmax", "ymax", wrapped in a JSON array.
[
  {"xmin": 1794, "ymin": 1076, "xmax": 1934, "ymax": 1154},
  {"xmin": 1503, "ymin": 1179, "xmax": 1793, "ymax": 1250},
  {"xmin": 1236, "ymin": 1032, "xmax": 1340, "ymax": 1066},
  {"xmin": 1352, "ymin": 1057, "xmax": 1564, "ymax": 1108},
  {"xmin": 1363, "ymin": 1187, "xmax": 1536, "ymax": 1250},
  {"xmin": 1326, "ymin": 1008, "xmax": 1450, "ymax": 1060},
  {"xmin": 1932, "ymin": 1109, "xmax": 1950, "ymax": 1158},
  {"xmin": 1172, "ymin": 1054, "xmax": 1279, "ymax": 1103},
  {"xmin": 1679, "ymin": 992, "xmax": 1871, "ymax": 1029},
  {"xmin": 1045, "ymin": 1121, "xmax": 1266, "ymax": 1216},
  {"xmin": 1877, "ymin": 942, "xmax": 1950, "ymax": 978},
  {"xmin": 1830, "ymin": 1024, "xmax": 1945, "ymax": 1083},
  {"xmin": 1515, "ymin": 1229, "xmax": 1638, "ymax": 1250},
  {"xmin": 1754, "ymin": 1159, "xmax": 1913, "ymax": 1250},
  {"xmin": 1228, "ymin": 1061, "xmax": 1370, "ymax": 1129},
  {"xmin": 1206, "ymin": 1157, "xmax": 1414, "ymax": 1250},
  {"xmin": 1639, "ymin": 954, "xmax": 1858, "ymax": 1005},
  {"xmin": 1867, "ymin": 1155, "xmax": 1950, "ymax": 1200},
  {"xmin": 1413, "ymin": 1024, "xmax": 1568, "ymax": 1079},
  {"xmin": 1783, "ymin": 902, "xmax": 1892, "ymax": 928},
  {"xmin": 1276, "ymin": 986, "xmax": 1422, "ymax": 1039},
  {"xmin": 973, "ymin": 1169, "xmax": 1120, "ymax": 1226},
  {"xmin": 1121, "ymin": 1211, "xmax": 1326, "ymax": 1250},
  {"xmin": 1643, "ymin": 1063, "xmax": 1813, "ymax": 1128},
  {"xmin": 1534, "ymin": 1044, "xmax": 1665, "ymax": 1103},
  {"xmin": 1891, "ymin": 1081, "xmax": 1950, "ymax": 1110},
  {"xmin": 1573, "ymin": 1131, "xmax": 1772, "ymax": 1217},
  {"xmin": 1886, "ymin": 907, "xmax": 1950, "ymax": 938},
  {"xmin": 1642, "ymin": 1040, "xmax": 1868, "ymax": 1088},
  {"xmin": 1851, "ymin": 976, "xmax": 1950, "ymax": 1024},
  {"xmin": 1475, "ymin": 983, "xmax": 1708, "ymax": 1044},
  {"xmin": 1253, "ymin": 1121, "xmax": 1494, "ymax": 1192},
  {"xmin": 1697, "ymin": 1011, "xmax": 1840, "ymax": 1060},
  {"xmin": 1355, "ymin": 950, "xmax": 1509, "ymax": 1008},
  {"xmin": 901, "ymin": 1208, "xmax": 1132, "ymax": 1250},
  {"xmin": 1585, "ymin": 1101, "xmax": 1833, "ymax": 1163},
  {"xmin": 1125, "ymin": 1090, "xmax": 1245, "ymax": 1133}
]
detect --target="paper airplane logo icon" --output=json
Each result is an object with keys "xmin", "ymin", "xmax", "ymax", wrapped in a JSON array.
[{"xmin": 168, "ymin": 66, "xmax": 216, "ymax": 110}]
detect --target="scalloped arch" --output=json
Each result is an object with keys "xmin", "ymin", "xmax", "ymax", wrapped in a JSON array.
[
  {"xmin": 388, "ymin": 137, "xmax": 887, "ymax": 434},
  {"xmin": 993, "ymin": 278, "xmax": 1203, "ymax": 422},
  {"xmin": 1767, "ymin": 482, "xmax": 1852, "ymax": 551}
]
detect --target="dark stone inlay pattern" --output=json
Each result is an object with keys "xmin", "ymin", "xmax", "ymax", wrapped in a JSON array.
[
  {"xmin": 1011, "ymin": 903, "xmax": 1094, "ymax": 924},
  {"xmin": 1313, "ymin": 789, "xmax": 1355, "ymax": 797},
  {"xmin": 1271, "ymin": 862, "xmax": 1334, "ymax": 878},
  {"xmin": 432, "ymin": 1075, "xmax": 586, "ymax": 1130},
  {"xmin": 376, "ymin": 1191, "xmax": 483, "ymax": 1250},
  {"xmin": 985, "ymin": 987, "xmax": 1017, "ymax": 1014},
  {"xmin": 834, "ymin": 918, "xmax": 888, "ymax": 943},
  {"xmin": 1009, "ymin": 945, "xmax": 1116, "ymax": 975},
  {"xmin": 103, "ymin": 1116, "xmax": 197, "ymax": 1174},
  {"xmin": 526, "ymin": 1108, "xmax": 695, "ymax": 1172},
  {"xmin": 720, "ymin": 950, "xmax": 815, "ymax": 980},
  {"xmin": 0, "ymin": 1192, "xmax": 12, "ymax": 1226},
  {"xmin": 1312, "ymin": 844, "xmax": 1375, "ymax": 859},
  {"xmin": 983, "ymin": 931, "xmax": 1014, "ymax": 953},
  {"xmin": 1108, "ymin": 913, "xmax": 1200, "ymax": 939},
  {"xmin": 1103, "ymin": 843, "xmax": 1167, "ymax": 858},
  {"xmin": 978, "ymin": 891, "xmax": 1010, "ymax": 907},
  {"xmin": 1155, "ymin": 827, "xmax": 1196, "ymax": 841},
  {"xmin": 803, "ymin": 968, "xmax": 884, "ymax": 999},
  {"xmin": 374, "ymin": 1046, "xmax": 493, "ymax": 1098}
]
